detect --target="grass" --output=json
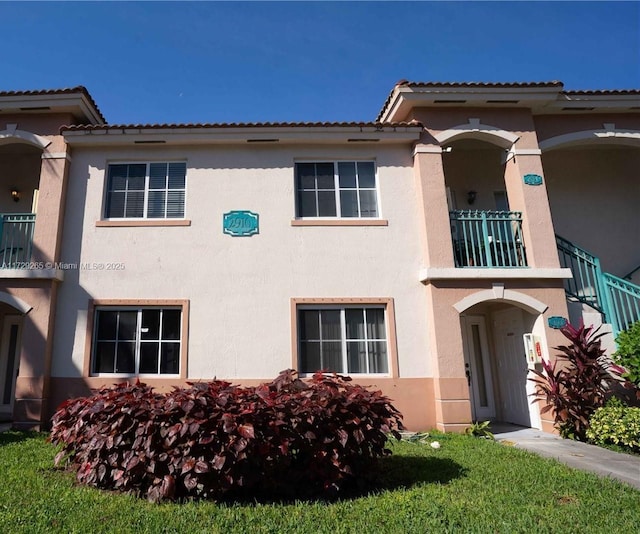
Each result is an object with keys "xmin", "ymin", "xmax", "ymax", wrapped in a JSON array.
[{"xmin": 1, "ymin": 431, "xmax": 639, "ymax": 533}]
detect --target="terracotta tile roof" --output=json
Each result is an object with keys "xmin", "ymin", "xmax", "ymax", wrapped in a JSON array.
[
  {"xmin": 561, "ymin": 89, "xmax": 640, "ymax": 96},
  {"xmin": 376, "ymin": 80, "xmax": 565, "ymax": 121},
  {"xmin": 61, "ymin": 120, "xmax": 423, "ymax": 132},
  {"xmin": 0, "ymin": 86, "xmax": 106, "ymax": 123},
  {"xmin": 395, "ymin": 80, "xmax": 564, "ymax": 89}
]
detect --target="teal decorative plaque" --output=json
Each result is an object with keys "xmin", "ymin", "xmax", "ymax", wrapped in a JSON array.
[
  {"xmin": 223, "ymin": 211, "xmax": 259, "ymax": 237},
  {"xmin": 548, "ymin": 316, "xmax": 567, "ymax": 329},
  {"xmin": 523, "ymin": 174, "xmax": 543, "ymax": 186}
]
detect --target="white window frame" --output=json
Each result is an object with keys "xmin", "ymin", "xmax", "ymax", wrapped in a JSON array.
[
  {"xmin": 103, "ymin": 161, "xmax": 187, "ymax": 220},
  {"xmin": 91, "ymin": 306, "xmax": 182, "ymax": 377},
  {"xmin": 297, "ymin": 304, "xmax": 390, "ymax": 376},
  {"xmin": 294, "ymin": 160, "xmax": 380, "ymax": 219}
]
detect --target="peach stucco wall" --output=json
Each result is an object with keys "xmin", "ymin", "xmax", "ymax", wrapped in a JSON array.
[
  {"xmin": 48, "ymin": 376, "xmax": 437, "ymax": 431},
  {"xmin": 411, "ymin": 106, "xmax": 561, "ymax": 272},
  {"xmin": 0, "ymin": 113, "xmax": 75, "ymax": 139},
  {"xmin": 0, "ymin": 281, "xmax": 57, "ymax": 427},
  {"xmin": 441, "ymin": 143, "xmax": 505, "ymax": 211},
  {"xmin": 413, "ymin": 151, "xmax": 454, "ymax": 268},
  {"xmin": 410, "ymin": 108, "xmax": 542, "ymax": 150},
  {"xmin": 0, "ymin": 113, "xmax": 72, "ymax": 428},
  {"xmin": 534, "ymin": 113, "xmax": 640, "ymax": 143},
  {"xmin": 423, "ymin": 278, "xmax": 569, "ymax": 431},
  {"xmin": 543, "ymin": 146, "xmax": 640, "ymax": 277}
]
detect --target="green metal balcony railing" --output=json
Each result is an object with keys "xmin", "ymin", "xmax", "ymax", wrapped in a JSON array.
[
  {"xmin": 603, "ymin": 273, "xmax": 640, "ymax": 334},
  {"xmin": 556, "ymin": 234, "xmax": 640, "ymax": 336},
  {"xmin": 0, "ymin": 213, "xmax": 36, "ymax": 268},
  {"xmin": 555, "ymin": 234, "xmax": 606, "ymax": 314},
  {"xmin": 450, "ymin": 210, "xmax": 527, "ymax": 268}
]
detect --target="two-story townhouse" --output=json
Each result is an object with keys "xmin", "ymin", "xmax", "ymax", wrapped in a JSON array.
[
  {"xmin": 51, "ymin": 121, "xmax": 439, "ymax": 430},
  {"xmin": 4, "ymin": 81, "xmax": 638, "ymax": 432},
  {"xmin": 0, "ymin": 88, "xmax": 104, "ymax": 428}
]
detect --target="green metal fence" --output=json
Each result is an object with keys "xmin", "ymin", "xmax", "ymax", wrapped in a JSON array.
[
  {"xmin": 0, "ymin": 213, "xmax": 36, "ymax": 268},
  {"xmin": 450, "ymin": 210, "xmax": 527, "ymax": 268},
  {"xmin": 556, "ymin": 234, "xmax": 640, "ymax": 336}
]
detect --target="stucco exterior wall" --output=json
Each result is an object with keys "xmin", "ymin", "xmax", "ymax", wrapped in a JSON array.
[
  {"xmin": 441, "ymin": 144, "xmax": 506, "ymax": 210},
  {"xmin": 543, "ymin": 147, "xmax": 640, "ymax": 277},
  {"xmin": 52, "ymin": 143, "xmax": 431, "ymax": 386},
  {"xmin": 410, "ymin": 108, "xmax": 542, "ymax": 150},
  {"xmin": 534, "ymin": 113, "xmax": 640, "ymax": 143},
  {"xmin": 0, "ymin": 146, "xmax": 41, "ymax": 213}
]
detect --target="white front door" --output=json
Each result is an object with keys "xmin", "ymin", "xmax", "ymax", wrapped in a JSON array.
[
  {"xmin": 462, "ymin": 316, "xmax": 496, "ymax": 421},
  {"xmin": 492, "ymin": 308, "xmax": 530, "ymax": 426},
  {"xmin": 0, "ymin": 316, "xmax": 22, "ymax": 418}
]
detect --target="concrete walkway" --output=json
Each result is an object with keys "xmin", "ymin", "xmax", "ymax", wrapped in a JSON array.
[{"xmin": 492, "ymin": 424, "xmax": 640, "ymax": 490}]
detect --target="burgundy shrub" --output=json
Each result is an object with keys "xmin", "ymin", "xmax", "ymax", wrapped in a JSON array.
[{"xmin": 50, "ymin": 370, "xmax": 403, "ymax": 502}]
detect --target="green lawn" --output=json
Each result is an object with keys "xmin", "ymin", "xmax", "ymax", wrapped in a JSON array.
[{"xmin": 1, "ymin": 431, "xmax": 638, "ymax": 533}]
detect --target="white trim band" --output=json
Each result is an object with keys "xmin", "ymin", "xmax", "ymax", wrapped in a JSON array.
[
  {"xmin": 419, "ymin": 267, "xmax": 572, "ymax": 282},
  {"xmin": 42, "ymin": 152, "xmax": 71, "ymax": 161},
  {"xmin": 413, "ymin": 145, "xmax": 443, "ymax": 156}
]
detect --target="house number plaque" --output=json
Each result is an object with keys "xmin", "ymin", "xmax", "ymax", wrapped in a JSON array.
[
  {"xmin": 523, "ymin": 174, "xmax": 543, "ymax": 186},
  {"xmin": 223, "ymin": 211, "xmax": 259, "ymax": 237}
]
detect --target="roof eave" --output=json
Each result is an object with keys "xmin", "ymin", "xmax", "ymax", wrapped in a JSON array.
[
  {"xmin": 378, "ymin": 85, "xmax": 564, "ymax": 122},
  {"xmin": 0, "ymin": 92, "xmax": 105, "ymax": 124},
  {"xmin": 62, "ymin": 124, "xmax": 424, "ymax": 146},
  {"xmin": 543, "ymin": 92, "xmax": 640, "ymax": 113}
]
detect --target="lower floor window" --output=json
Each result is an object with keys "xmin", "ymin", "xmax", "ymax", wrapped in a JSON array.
[
  {"xmin": 92, "ymin": 307, "xmax": 182, "ymax": 375},
  {"xmin": 298, "ymin": 306, "xmax": 388, "ymax": 374}
]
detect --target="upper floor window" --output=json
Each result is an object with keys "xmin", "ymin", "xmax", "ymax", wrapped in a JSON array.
[
  {"xmin": 105, "ymin": 162, "xmax": 186, "ymax": 219},
  {"xmin": 295, "ymin": 161, "xmax": 378, "ymax": 218}
]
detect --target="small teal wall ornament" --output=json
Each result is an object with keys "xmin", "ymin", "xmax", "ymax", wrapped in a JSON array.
[
  {"xmin": 223, "ymin": 211, "xmax": 259, "ymax": 237},
  {"xmin": 523, "ymin": 174, "xmax": 543, "ymax": 186},
  {"xmin": 548, "ymin": 316, "xmax": 567, "ymax": 329}
]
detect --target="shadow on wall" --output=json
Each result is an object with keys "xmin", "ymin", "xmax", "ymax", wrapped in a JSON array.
[{"xmin": 45, "ymin": 150, "xmax": 96, "ymax": 425}]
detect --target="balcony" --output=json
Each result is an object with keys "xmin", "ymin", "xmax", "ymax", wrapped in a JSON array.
[
  {"xmin": 450, "ymin": 210, "xmax": 527, "ymax": 268},
  {"xmin": 0, "ymin": 213, "xmax": 36, "ymax": 268}
]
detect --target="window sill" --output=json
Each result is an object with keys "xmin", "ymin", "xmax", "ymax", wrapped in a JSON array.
[
  {"xmin": 96, "ymin": 219, "xmax": 192, "ymax": 227},
  {"xmin": 89, "ymin": 373, "xmax": 181, "ymax": 379},
  {"xmin": 291, "ymin": 219, "xmax": 388, "ymax": 227}
]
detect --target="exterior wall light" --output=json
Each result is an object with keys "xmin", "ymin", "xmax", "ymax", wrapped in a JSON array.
[
  {"xmin": 467, "ymin": 190, "xmax": 477, "ymax": 205},
  {"xmin": 11, "ymin": 188, "xmax": 20, "ymax": 202}
]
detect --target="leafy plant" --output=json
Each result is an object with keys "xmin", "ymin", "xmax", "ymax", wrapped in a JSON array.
[
  {"xmin": 49, "ymin": 370, "xmax": 403, "ymax": 502},
  {"xmin": 529, "ymin": 323, "xmax": 612, "ymax": 441},
  {"xmin": 404, "ymin": 431, "xmax": 431, "ymax": 444},
  {"xmin": 586, "ymin": 400, "xmax": 640, "ymax": 453},
  {"xmin": 613, "ymin": 320, "xmax": 640, "ymax": 388},
  {"xmin": 464, "ymin": 421, "xmax": 494, "ymax": 440}
]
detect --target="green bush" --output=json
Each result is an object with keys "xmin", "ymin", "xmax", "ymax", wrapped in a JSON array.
[
  {"xmin": 586, "ymin": 400, "xmax": 640, "ymax": 453},
  {"xmin": 613, "ymin": 321, "xmax": 640, "ymax": 387}
]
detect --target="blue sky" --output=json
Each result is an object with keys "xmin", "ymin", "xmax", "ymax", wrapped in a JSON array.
[{"xmin": 2, "ymin": 1, "xmax": 638, "ymax": 124}]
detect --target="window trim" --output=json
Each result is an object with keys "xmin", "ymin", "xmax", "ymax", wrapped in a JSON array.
[
  {"xmin": 83, "ymin": 299, "xmax": 189, "ymax": 378},
  {"xmin": 293, "ymin": 160, "xmax": 384, "ymax": 223},
  {"xmin": 290, "ymin": 297, "xmax": 399, "ymax": 378},
  {"xmin": 101, "ymin": 161, "xmax": 188, "ymax": 223}
]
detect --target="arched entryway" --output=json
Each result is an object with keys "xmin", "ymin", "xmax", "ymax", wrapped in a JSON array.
[{"xmin": 455, "ymin": 289, "xmax": 548, "ymax": 429}]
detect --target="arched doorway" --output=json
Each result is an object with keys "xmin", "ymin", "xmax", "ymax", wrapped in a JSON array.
[{"xmin": 455, "ymin": 289, "xmax": 548, "ymax": 429}]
